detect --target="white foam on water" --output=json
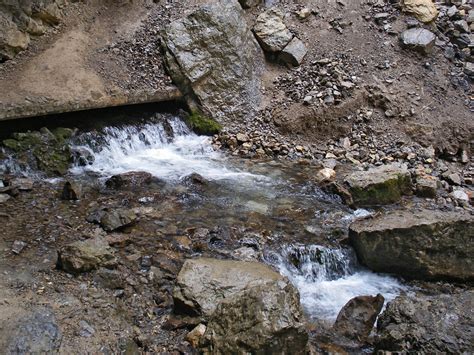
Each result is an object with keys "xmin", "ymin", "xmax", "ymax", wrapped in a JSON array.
[
  {"xmin": 70, "ymin": 117, "xmax": 265, "ymax": 182},
  {"xmin": 269, "ymin": 244, "xmax": 408, "ymax": 322}
]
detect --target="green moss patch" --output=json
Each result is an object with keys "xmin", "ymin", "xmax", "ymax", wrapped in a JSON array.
[{"xmin": 185, "ymin": 111, "xmax": 222, "ymax": 136}]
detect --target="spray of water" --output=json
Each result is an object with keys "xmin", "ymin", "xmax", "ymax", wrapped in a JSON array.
[{"xmin": 266, "ymin": 244, "xmax": 408, "ymax": 322}]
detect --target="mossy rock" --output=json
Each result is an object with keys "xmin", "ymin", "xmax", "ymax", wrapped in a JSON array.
[
  {"xmin": 345, "ymin": 163, "xmax": 412, "ymax": 207},
  {"xmin": 185, "ymin": 111, "xmax": 222, "ymax": 136},
  {"xmin": 2, "ymin": 127, "xmax": 73, "ymax": 176}
]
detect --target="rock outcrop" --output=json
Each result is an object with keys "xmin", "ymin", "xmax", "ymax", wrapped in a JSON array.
[
  {"xmin": 57, "ymin": 237, "xmax": 117, "ymax": 275},
  {"xmin": 173, "ymin": 258, "xmax": 285, "ymax": 318},
  {"xmin": 162, "ymin": 0, "xmax": 263, "ymax": 125},
  {"xmin": 349, "ymin": 209, "xmax": 474, "ymax": 281},
  {"xmin": 0, "ymin": 0, "xmax": 66, "ymax": 61},
  {"xmin": 344, "ymin": 163, "xmax": 412, "ymax": 207},
  {"xmin": 333, "ymin": 294, "xmax": 385, "ymax": 342},
  {"xmin": 376, "ymin": 291, "xmax": 473, "ymax": 353},
  {"xmin": 202, "ymin": 280, "xmax": 308, "ymax": 354}
]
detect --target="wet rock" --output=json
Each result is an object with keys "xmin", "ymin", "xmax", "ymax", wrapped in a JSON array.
[
  {"xmin": 376, "ymin": 291, "xmax": 473, "ymax": 353},
  {"xmin": 254, "ymin": 8, "xmax": 293, "ymax": 52},
  {"xmin": 201, "ymin": 280, "xmax": 308, "ymax": 354},
  {"xmin": 400, "ymin": 28, "xmax": 436, "ymax": 54},
  {"xmin": 173, "ymin": 258, "xmax": 287, "ymax": 318},
  {"xmin": 402, "ymin": 0, "xmax": 438, "ymax": 23},
  {"xmin": 105, "ymin": 171, "xmax": 153, "ymax": 189},
  {"xmin": 57, "ymin": 237, "xmax": 117, "ymax": 275},
  {"xmin": 6, "ymin": 308, "xmax": 61, "ymax": 354},
  {"xmin": 162, "ymin": 0, "xmax": 263, "ymax": 124},
  {"xmin": 344, "ymin": 163, "xmax": 412, "ymax": 207},
  {"xmin": 349, "ymin": 209, "xmax": 474, "ymax": 281},
  {"xmin": 0, "ymin": 194, "xmax": 11, "ymax": 203},
  {"xmin": 279, "ymin": 37, "xmax": 307, "ymax": 66},
  {"xmin": 70, "ymin": 146, "xmax": 94, "ymax": 166},
  {"xmin": 11, "ymin": 240, "xmax": 27, "ymax": 255},
  {"xmin": 185, "ymin": 324, "xmax": 206, "ymax": 348},
  {"xmin": 87, "ymin": 208, "xmax": 138, "ymax": 232},
  {"xmin": 10, "ymin": 178, "xmax": 34, "ymax": 191},
  {"xmin": 181, "ymin": 173, "xmax": 208, "ymax": 186},
  {"xmin": 61, "ymin": 181, "xmax": 82, "ymax": 200},
  {"xmin": 333, "ymin": 294, "xmax": 385, "ymax": 342}
]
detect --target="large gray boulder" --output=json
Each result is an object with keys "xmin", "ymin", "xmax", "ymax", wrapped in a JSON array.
[
  {"xmin": 57, "ymin": 237, "xmax": 117, "ymax": 275},
  {"xmin": 344, "ymin": 163, "xmax": 412, "ymax": 207},
  {"xmin": 376, "ymin": 291, "xmax": 473, "ymax": 353},
  {"xmin": 6, "ymin": 308, "xmax": 62, "ymax": 355},
  {"xmin": 349, "ymin": 209, "xmax": 474, "ymax": 281},
  {"xmin": 173, "ymin": 258, "xmax": 287, "ymax": 318},
  {"xmin": 162, "ymin": 0, "xmax": 263, "ymax": 125},
  {"xmin": 201, "ymin": 280, "xmax": 308, "ymax": 354}
]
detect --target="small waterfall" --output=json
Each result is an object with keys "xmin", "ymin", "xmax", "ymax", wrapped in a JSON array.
[
  {"xmin": 70, "ymin": 114, "xmax": 260, "ymax": 182},
  {"xmin": 266, "ymin": 244, "xmax": 407, "ymax": 322}
]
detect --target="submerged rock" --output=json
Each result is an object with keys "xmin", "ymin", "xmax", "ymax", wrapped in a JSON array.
[
  {"xmin": 376, "ymin": 291, "xmax": 473, "ymax": 353},
  {"xmin": 57, "ymin": 237, "xmax": 117, "ymax": 275},
  {"xmin": 201, "ymin": 280, "xmax": 308, "ymax": 354},
  {"xmin": 333, "ymin": 294, "xmax": 385, "ymax": 342},
  {"xmin": 173, "ymin": 258, "xmax": 287, "ymax": 318},
  {"xmin": 6, "ymin": 308, "xmax": 62, "ymax": 354},
  {"xmin": 344, "ymin": 163, "xmax": 412, "ymax": 207},
  {"xmin": 349, "ymin": 209, "xmax": 474, "ymax": 281},
  {"xmin": 400, "ymin": 28, "xmax": 436, "ymax": 55},
  {"xmin": 162, "ymin": 0, "xmax": 263, "ymax": 125}
]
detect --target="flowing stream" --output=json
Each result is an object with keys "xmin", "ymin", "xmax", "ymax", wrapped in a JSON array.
[{"xmin": 68, "ymin": 114, "xmax": 407, "ymax": 322}]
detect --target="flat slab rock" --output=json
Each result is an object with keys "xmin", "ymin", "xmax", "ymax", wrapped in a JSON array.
[
  {"xmin": 173, "ymin": 257, "xmax": 287, "ymax": 318},
  {"xmin": 344, "ymin": 163, "xmax": 412, "ymax": 207},
  {"xmin": 349, "ymin": 209, "xmax": 474, "ymax": 281}
]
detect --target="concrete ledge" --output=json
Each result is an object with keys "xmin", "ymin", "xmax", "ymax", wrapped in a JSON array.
[{"xmin": 0, "ymin": 88, "xmax": 182, "ymax": 121}]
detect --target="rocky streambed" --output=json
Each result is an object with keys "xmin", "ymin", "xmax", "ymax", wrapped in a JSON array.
[{"xmin": 0, "ymin": 111, "xmax": 472, "ymax": 353}]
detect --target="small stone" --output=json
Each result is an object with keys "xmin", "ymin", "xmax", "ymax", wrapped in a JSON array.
[
  {"xmin": 451, "ymin": 189, "xmax": 469, "ymax": 203},
  {"xmin": 10, "ymin": 177, "xmax": 34, "ymax": 191},
  {"xmin": 236, "ymin": 133, "xmax": 249, "ymax": 143},
  {"xmin": 254, "ymin": 8, "xmax": 293, "ymax": 52},
  {"xmin": 400, "ymin": 28, "xmax": 436, "ymax": 54},
  {"xmin": 12, "ymin": 240, "xmax": 27, "ymax": 255},
  {"xmin": 0, "ymin": 194, "xmax": 11, "ymax": 203},
  {"xmin": 185, "ymin": 324, "xmax": 206, "ymax": 348},
  {"xmin": 316, "ymin": 168, "xmax": 336, "ymax": 184},
  {"xmin": 296, "ymin": 8, "xmax": 311, "ymax": 20},
  {"xmin": 79, "ymin": 320, "xmax": 95, "ymax": 338},
  {"xmin": 402, "ymin": 0, "xmax": 438, "ymax": 23},
  {"xmin": 445, "ymin": 172, "xmax": 462, "ymax": 186},
  {"xmin": 279, "ymin": 37, "xmax": 307, "ymax": 67}
]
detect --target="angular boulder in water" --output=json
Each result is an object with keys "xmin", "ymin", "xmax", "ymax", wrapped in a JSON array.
[
  {"xmin": 201, "ymin": 280, "xmax": 308, "ymax": 354},
  {"xmin": 349, "ymin": 209, "xmax": 474, "ymax": 281},
  {"xmin": 333, "ymin": 294, "xmax": 385, "ymax": 342},
  {"xmin": 162, "ymin": 0, "xmax": 263, "ymax": 125},
  {"xmin": 375, "ymin": 291, "xmax": 473, "ymax": 353}
]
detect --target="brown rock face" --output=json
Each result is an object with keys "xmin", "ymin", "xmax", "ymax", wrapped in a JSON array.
[
  {"xmin": 349, "ymin": 209, "xmax": 474, "ymax": 281},
  {"xmin": 333, "ymin": 294, "xmax": 385, "ymax": 342}
]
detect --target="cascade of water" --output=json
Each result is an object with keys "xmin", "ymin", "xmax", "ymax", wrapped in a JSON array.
[
  {"xmin": 266, "ymin": 244, "xmax": 408, "ymax": 322},
  {"xmin": 70, "ymin": 115, "xmax": 260, "ymax": 182}
]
